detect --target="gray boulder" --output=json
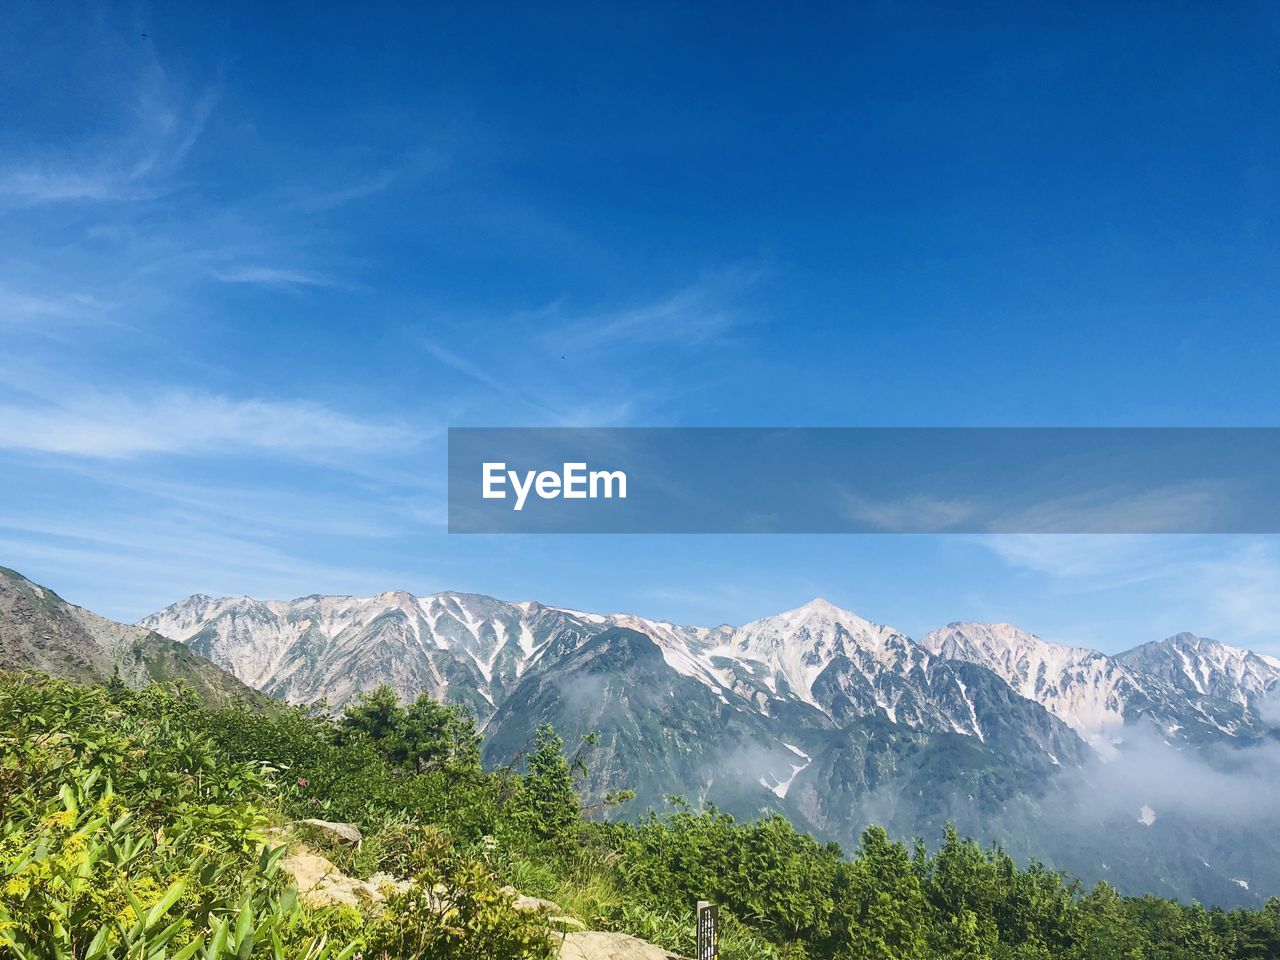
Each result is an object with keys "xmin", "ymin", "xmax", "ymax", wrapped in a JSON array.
[{"xmin": 296, "ymin": 818, "xmax": 363, "ymax": 847}]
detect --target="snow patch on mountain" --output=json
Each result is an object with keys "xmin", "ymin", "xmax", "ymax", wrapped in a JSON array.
[
  {"xmin": 920, "ymin": 622, "xmax": 1134, "ymax": 751},
  {"xmin": 762, "ymin": 757, "xmax": 811, "ymax": 799},
  {"xmin": 715, "ymin": 599, "xmax": 906, "ymax": 706},
  {"xmin": 1118, "ymin": 633, "xmax": 1280, "ymax": 710},
  {"xmin": 141, "ymin": 592, "xmax": 1278, "ymax": 769}
]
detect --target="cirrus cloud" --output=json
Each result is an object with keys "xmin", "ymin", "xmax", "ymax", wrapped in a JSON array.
[{"xmin": 0, "ymin": 389, "xmax": 418, "ymax": 459}]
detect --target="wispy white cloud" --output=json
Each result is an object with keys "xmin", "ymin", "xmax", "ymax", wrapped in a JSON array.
[
  {"xmin": 979, "ymin": 534, "xmax": 1280, "ymax": 650},
  {"xmin": 287, "ymin": 144, "xmax": 448, "ymax": 213},
  {"xmin": 999, "ymin": 482, "xmax": 1228, "ymax": 534},
  {"xmin": 415, "ymin": 271, "xmax": 761, "ymax": 429},
  {"xmin": 0, "ymin": 170, "xmax": 129, "ymax": 204},
  {"xmin": 538, "ymin": 267, "xmax": 764, "ymax": 354},
  {"xmin": 213, "ymin": 266, "xmax": 340, "ymax": 289},
  {"xmin": 55, "ymin": 472, "xmax": 429, "ymax": 539},
  {"xmin": 295, "ymin": 170, "xmax": 400, "ymax": 211},
  {"xmin": 422, "ymin": 340, "xmax": 531, "ymax": 404},
  {"xmin": 0, "ymin": 517, "xmax": 406, "ymax": 622},
  {"xmin": 1201, "ymin": 541, "xmax": 1280, "ymax": 642},
  {"xmin": 842, "ymin": 492, "xmax": 983, "ymax": 532},
  {"xmin": 836, "ymin": 480, "xmax": 1228, "ymax": 536},
  {"xmin": 0, "ymin": 389, "xmax": 417, "ymax": 459},
  {"xmin": 421, "ymin": 340, "xmax": 634, "ymax": 426},
  {"xmin": 0, "ymin": 71, "xmax": 216, "ymax": 206},
  {"xmin": 979, "ymin": 534, "xmax": 1172, "ymax": 582},
  {"xmin": 0, "ymin": 286, "xmax": 106, "ymax": 329}
]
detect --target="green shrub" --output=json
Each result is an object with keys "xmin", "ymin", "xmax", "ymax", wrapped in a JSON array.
[
  {"xmin": 363, "ymin": 855, "xmax": 555, "ymax": 960},
  {"xmin": 6, "ymin": 671, "xmax": 1280, "ymax": 960},
  {"xmin": 0, "ymin": 675, "xmax": 358, "ymax": 960}
]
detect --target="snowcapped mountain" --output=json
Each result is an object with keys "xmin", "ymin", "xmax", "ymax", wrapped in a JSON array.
[
  {"xmin": 920, "ymin": 622, "xmax": 1139, "ymax": 751},
  {"xmin": 7, "ymin": 568, "xmax": 1278, "ymax": 908},
  {"xmin": 124, "ymin": 587, "xmax": 1280, "ymax": 908},
  {"xmin": 713, "ymin": 599, "xmax": 906, "ymax": 707},
  {"xmin": 141, "ymin": 594, "xmax": 1079, "ymax": 755},
  {"xmin": 141, "ymin": 592, "xmax": 1280, "ymax": 757},
  {"xmin": 1118, "ymin": 632, "xmax": 1280, "ymax": 710},
  {"xmin": 702, "ymin": 602, "xmax": 1082, "ymax": 763},
  {"xmin": 920, "ymin": 623, "xmax": 1280, "ymax": 750},
  {"xmin": 138, "ymin": 591, "xmax": 605, "ymax": 720},
  {"xmin": 140, "ymin": 591, "xmax": 1090, "ymax": 828}
]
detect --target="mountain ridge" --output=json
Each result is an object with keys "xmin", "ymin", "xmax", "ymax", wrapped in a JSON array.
[
  {"xmin": 138, "ymin": 589, "xmax": 1280, "ymax": 753},
  {"xmin": 0, "ymin": 567, "xmax": 270, "ymax": 707},
  {"xmin": 920, "ymin": 620, "xmax": 1280, "ymax": 751},
  {"xmin": 4, "ymin": 568, "xmax": 1276, "ymax": 906},
  {"xmin": 126, "ymin": 581, "xmax": 1280, "ymax": 908}
]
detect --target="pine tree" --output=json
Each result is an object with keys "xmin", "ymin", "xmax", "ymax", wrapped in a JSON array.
[
  {"xmin": 105, "ymin": 666, "xmax": 128, "ymax": 702},
  {"xmin": 521, "ymin": 724, "xmax": 579, "ymax": 841},
  {"xmin": 834, "ymin": 826, "xmax": 928, "ymax": 960}
]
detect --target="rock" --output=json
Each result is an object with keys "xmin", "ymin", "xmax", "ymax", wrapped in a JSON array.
[
  {"xmin": 516, "ymin": 894, "xmax": 564, "ymax": 913},
  {"xmin": 280, "ymin": 852, "xmax": 402, "ymax": 909},
  {"xmin": 557, "ymin": 931, "xmax": 688, "ymax": 960},
  {"xmin": 501, "ymin": 886, "xmax": 564, "ymax": 915},
  {"xmin": 296, "ymin": 819, "xmax": 363, "ymax": 847},
  {"xmin": 368, "ymin": 871, "xmax": 412, "ymax": 897}
]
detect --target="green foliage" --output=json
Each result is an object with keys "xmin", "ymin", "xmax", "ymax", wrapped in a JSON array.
[
  {"xmin": 5, "ymin": 670, "xmax": 1280, "ymax": 960},
  {"xmin": 0, "ymin": 676, "xmax": 352, "ymax": 959},
  {"xmin": 609, "ymin": 807, "xmax": 841, "ymax": 946},
  {"xmin": 516, "ymin": 725, "xmax": 581, "ymax": 842},
  {"xmin": 337, "ymin": 684, "xmax": 482, "ymax": 776},
  {"xmin": 363, "ymin": 854, "xmax": 555, "ymax": 960},
  {"xmin": 194, "ymin": 690, "xmax": 505, "ymax": 846},
  {"xmin": 831, "ymin": 826, "xmax": 929, "ymax": 960},
  {"xmin": 0, "ymin": 675, "xmax": 543, "ymax": 959},
  {"xmin": 599, "ymin": 805, "xmax": 1280, "ymax": 960}
]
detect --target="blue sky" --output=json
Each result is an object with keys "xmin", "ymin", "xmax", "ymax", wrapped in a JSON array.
[{"xmin": 2, "ymin": 2, "xmax": 1280, "ymax": 653}]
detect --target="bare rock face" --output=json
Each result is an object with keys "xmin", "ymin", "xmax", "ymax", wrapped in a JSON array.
[
  {"xmin": 0, "ymin": 566, "xmax": 267, "ymax": 706},
  {"xmin": 296, "ymin": 818, "xmax": 363, "ymax": 847},
  {"xmin": 280, "ymin": 853, "xmax": 407, "ymax": 909},
  {"xmin": 557, "ymin": 931, "xmax": 688, "ymax": 960}
]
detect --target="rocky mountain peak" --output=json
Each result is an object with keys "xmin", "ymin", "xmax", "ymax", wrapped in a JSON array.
[{"xmin": 1118, "ymin": 632, "xmax": 1280, "ymax": 707}]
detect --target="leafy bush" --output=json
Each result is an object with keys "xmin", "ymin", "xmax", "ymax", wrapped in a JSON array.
[
  {"xmin": 5, "ymin": 671, "xmax": 1280, "ymax": 960},
  {"xmin": 515, "ymin": 725, "xmax": 580, "ymax": 843},
  {"xmin": 337, "ymin": 687, "xmax": 481, "ymax": 776},
  {"xmin": 0, "ymin": 676, "xmax": 355, "ymax": 959},
  {"xmin": 363, "ymin": 855, "xmax": 555, "ymax": 960},
  {"xmin": 0, "ymin": 676, "xmax": 549, "ymax": 959}
]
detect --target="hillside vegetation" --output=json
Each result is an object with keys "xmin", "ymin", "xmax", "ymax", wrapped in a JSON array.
[
  {"xmin": 0, "ymin": 567, "xmax": 270, "ymax": 708},
  {"xmin": 2, "ymin": 673, "xmax": 1278, "ymax": 959}
]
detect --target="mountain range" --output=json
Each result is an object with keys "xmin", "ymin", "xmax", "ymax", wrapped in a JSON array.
[
  {"xmin": 3, "ymin": 565, "xmax": 1278, "ymax": 907},
  {"xmin": 132, "ymin": 582, "xmax": 1280, "ymax": 907},
  {"xmin": 137, "ymin": 587, "xmax": 1280, "ymax": 759}
]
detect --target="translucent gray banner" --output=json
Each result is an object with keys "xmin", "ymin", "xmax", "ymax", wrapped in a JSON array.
[{"xmin": 447, "ymin": 428, "xmax": 1280, "ymax": 533}]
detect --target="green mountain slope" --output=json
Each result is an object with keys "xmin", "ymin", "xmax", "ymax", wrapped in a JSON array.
[{"xmin": 0, "ymin": 566, "xmax": 270, "ymax": 707}]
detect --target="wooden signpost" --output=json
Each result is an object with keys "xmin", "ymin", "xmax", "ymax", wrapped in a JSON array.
[{"xmin": 697, "ymin": 901, "xmax": 718, "ymax": 960}]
